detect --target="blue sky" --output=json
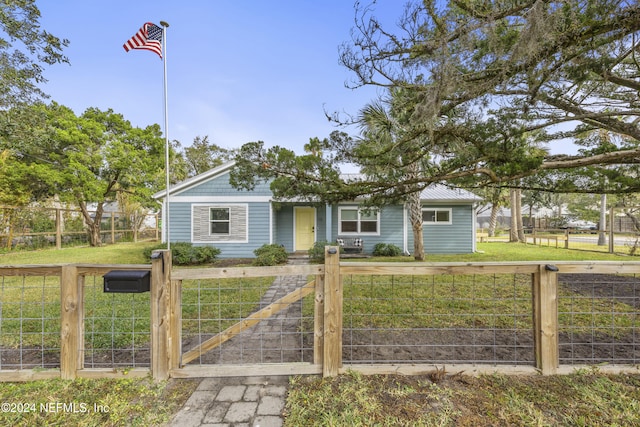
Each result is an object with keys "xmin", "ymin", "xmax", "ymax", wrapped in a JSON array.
[{"xmin": 36, "ymin": 1, "xmax": 398, "ymax": 156}]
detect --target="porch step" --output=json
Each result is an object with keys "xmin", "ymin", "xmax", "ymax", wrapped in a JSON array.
[{"xmin": 288, "ymin": 252, "xmax": 309, "ymax": 260}]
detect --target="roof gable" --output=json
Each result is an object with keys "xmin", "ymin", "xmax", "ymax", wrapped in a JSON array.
[{"xmin": 153, "ymin": 161, "xmax": 236, "ymax": 199}]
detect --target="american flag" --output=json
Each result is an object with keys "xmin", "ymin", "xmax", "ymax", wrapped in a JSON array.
[{"xmin": 123, "ymin": 22, "xmax": 163, "ymax": 59}]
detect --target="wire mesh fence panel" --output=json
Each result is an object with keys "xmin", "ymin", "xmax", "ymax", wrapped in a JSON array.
[
  {"xmin": 181, "ymin": 273, "xmax": 315, "ymax": 365},
  {"xmin": 83, "ymin": 276, "xmax": 151, "ymax": 369},
  {"xmin": 558, "ymin": 272, "xmax": 639, "ymax": 365},
  {"xmin": 342, "ymin": 273, "xmax": 535, "ymax": 365},
  {"xmin": 0, "ymin": 274, "xmax": 61, "ymax": 369}
]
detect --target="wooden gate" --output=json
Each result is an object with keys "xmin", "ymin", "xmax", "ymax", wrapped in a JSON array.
[{"xmin": 159, "ymin": 248, "xmax": 342, "ymax": 379}]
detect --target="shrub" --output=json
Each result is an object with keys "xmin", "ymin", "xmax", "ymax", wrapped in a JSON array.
[
  {"xmin": 308, "ymin": 240, "xmax": 341, "ymax": 263},
  {"xmin": 372, "ymin": 243, "xmax": 402, "ymax": 257},
  {"xmin": 142, "ymin": 243, "xmax": 166, "ymax": 259},
  {"xmin": 253, "ymin": 244, "xmax": 288, "ymax": 266},
  {"xmin": 143, "ymin": 242, "xmax": 220, "ymax": 265}
]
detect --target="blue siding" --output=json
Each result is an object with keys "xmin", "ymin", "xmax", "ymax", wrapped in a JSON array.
[
  {"xmin": 407, "ymin": 204, "xmax": 475, "ymax": 254},
  {"xmin": 165, "ymin": 164, "xmax": 476, "ymax": 257},
  {"xmin": 176, "ymin": 170, "xmax": 272, "ymax": 197},
  {"xmin": 315, "ymin": 207, "xmax": 327, "ymax": 244},
  {"xmin": 330, "ymin": 205, "xmax": 405, "ymax": 254},
  {"xmin": 274, "ymin": 206, "xmax": 294, "ymax": 252}
]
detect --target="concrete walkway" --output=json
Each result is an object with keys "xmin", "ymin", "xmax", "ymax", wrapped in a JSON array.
[{"xmin": 168, "ymin": 258, "xmax": 311, "ymax": 427}]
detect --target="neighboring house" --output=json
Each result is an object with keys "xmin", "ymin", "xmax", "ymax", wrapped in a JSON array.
[
  {"xmin": 153, "ymin": 162, "xmax": 482, "ymax": 258},
  {"xmin": 476, "ymin": 204, "xmax": 571, "ymax": 230}
]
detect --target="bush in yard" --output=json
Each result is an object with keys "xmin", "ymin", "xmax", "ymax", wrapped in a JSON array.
[
  {"xmin": 373, "ymin": 243, "xmax": 402, "ymax": 257},
  {"xmin": 253, "ymin": 243, "xmax": 288, "ymax": 266},
  {"xmin": 308, "ymin": 240, "xmax": 341, "ymax": 263},
  {"xmin": 143, "ymin": 242, "xmax": 220, "ymax": 265}
]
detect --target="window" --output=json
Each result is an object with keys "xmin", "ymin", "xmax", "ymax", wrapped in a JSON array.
[
  {"xmin": 210, "ymin": 207, "xmax": 230, "ymax": 234},
  {"xmin": 193, "ymin": 204, "xmax": 248, "ymax": 243},
  {"xmin": 422, "ymin": 208, "xmax": 452, "ymax": 225},
  {"xmin": 339, "ymin": 207, "xmax": 379, "ymax": 234}
]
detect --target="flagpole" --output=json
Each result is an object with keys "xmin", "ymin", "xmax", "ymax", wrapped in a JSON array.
[{"xmin": 160, "ymin": 20, "xmax": 170, "ymax": 250}]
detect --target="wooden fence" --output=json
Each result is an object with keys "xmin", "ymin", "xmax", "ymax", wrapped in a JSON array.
[
  {"xmin": 0, "ymin": 248, "xmax": 639, "ymax": 382},
  {"xmin": 0, "ymin": 205, "xmax": 159, "ymax": 250}
]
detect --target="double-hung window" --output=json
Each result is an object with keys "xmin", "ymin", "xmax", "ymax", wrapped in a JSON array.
[
  {"xmin": 422, "ymin": 208, "xmax": 452, "ymax": 225},
  {"xmin": 210, "ymin": 207, "xmax": 230, "ymax": 234},
  {"xmin": 339, "ymin": 207, "xmax": 379, "ymax": 234}
]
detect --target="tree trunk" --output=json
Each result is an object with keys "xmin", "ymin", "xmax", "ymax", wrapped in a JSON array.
[
  {"xmin": 598, "ymin": 194, "xmax": 607, "ymax": 246},
  {"xmin": 78, "ymin": 201, "xmax": 104, "ymax": 247},
  {"xmin": 509, "ymin": 189, "xmax": 519, "ymax": 242},
  {"xmin": 3, "ymin": 208, "xmax": 14, "ymax": 249},
  {"xmin": 625, "ymin": 210, "xmax": 640, "ymax": 232},
  {"xmin": 516, "ymin": 188, "xmax": 525, "ymax": 242},
  {"xmin": 408, "ymin": 190, "xmax": 424, "ymax": 260},
  {"xmin": 488, "ymin": 203, "xmax": 499, "ymax": 237}
]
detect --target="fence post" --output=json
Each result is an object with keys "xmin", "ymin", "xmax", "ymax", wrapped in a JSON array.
[
  {"xmin": 169, "ymin": 269, "xmax": 181, "ymax": 371},
  {"xmin": 151, "ymin": 250, "xmax": 172, "ymax": 381},
  {"xmin": 532, "ymin": 264, "xmax": 559, "ymax": 375},
  {"xmin": 55, "ymin": 208, "xmax": 62, "ymax": 250},
  {"xmin": 313, "ymin": 272, "xmax": 325, "ymax": 366},
  {"xmin": 155, "ymin": 213, "xmax": 160, "ymax": 241},
  {"xmin": 60, "ymin": 265, "xmax": 83, "ymax": 379},
  {"xmin": 110, "ymin": 215, "xmax": 115, "ymax": 244},
  {"xmin": 609, "ymin": 206, "xmax": 615, "ymax": 254},
  {"xmin": 323, "ymin": 246, "xmax": 342, "ymax": 377}
]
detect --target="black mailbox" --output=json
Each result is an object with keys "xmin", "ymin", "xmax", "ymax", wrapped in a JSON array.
[{"xmin": 103, "ymin": 270, "xmax": 150, "ymax": 293}]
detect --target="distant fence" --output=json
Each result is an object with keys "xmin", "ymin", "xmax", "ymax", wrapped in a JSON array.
[
  {"xmin": 480, "ymin": 206, "xmax": 640, "ymax": 256},
  {"xmin": 478, "ymin": 228, "xmax": 639, "ymax": 256},
  {"xmin": 1, "ymin": 251, "xmax": 639, "ymax": 381},
  {"xmin": 529, "ymin": 229, "xmax": 639, "ymax": 255},
  {"xmin": 479, "ymin": 212, "xmax": 639, "ymax": 233},
  {"xmin": 0, "ymin": 205, "xmax": 159, "ymax": 250}
]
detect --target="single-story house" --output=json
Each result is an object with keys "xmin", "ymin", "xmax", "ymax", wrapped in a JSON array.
[{"xmin": 153, "ymin": 162, "xmax": 482, "ymax": 257}]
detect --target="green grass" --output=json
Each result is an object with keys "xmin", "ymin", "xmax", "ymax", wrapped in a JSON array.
[
  {"xmin": 181, "ymin": 276, "xmax": 275, "ymax": 335},
  {"xmin": 0, "ymin": 242, "xmax": 273, "ymax": 349},
  {"xmin": 301, "ymin": 242, "xmax": 640, "ymax": 336},
  {"xmin": 0, "ymin": 376, "xmax": 198, "ymax": 427},
  {"xmin": 0, "ymin": 252, "xmax": 155, "ymax": 350},
  {"xmin": 367, "ymin": 241, "xmax": 637, "ymax": 262},
  {"xmin": 285, "ymin": 369, "xmax": 640, "ymax": 426},
  {"xmin": 332, "ymin": 272, "xmax": 638, "ymax": 336},
  {"xmin": 0, "ymin": 241, "xmax": 157, "ymax": 265}
]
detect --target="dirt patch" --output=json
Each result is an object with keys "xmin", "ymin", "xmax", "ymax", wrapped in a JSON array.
[
  {"xmin": 559, "ymin": 272, "xmax": 640, "ymax": 308},
  {"xmin": 343, "ymin": 329, "xmax": 535, "ymax": 365}
]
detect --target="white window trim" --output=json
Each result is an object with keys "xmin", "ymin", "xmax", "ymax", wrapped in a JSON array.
[
  {"xmin": 338, "ymin": 206, "xmax": 380, "ymax": 235},
  {"xmin": 422, "ymin": 207, "xmax": 453, "ymax": 225}
]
